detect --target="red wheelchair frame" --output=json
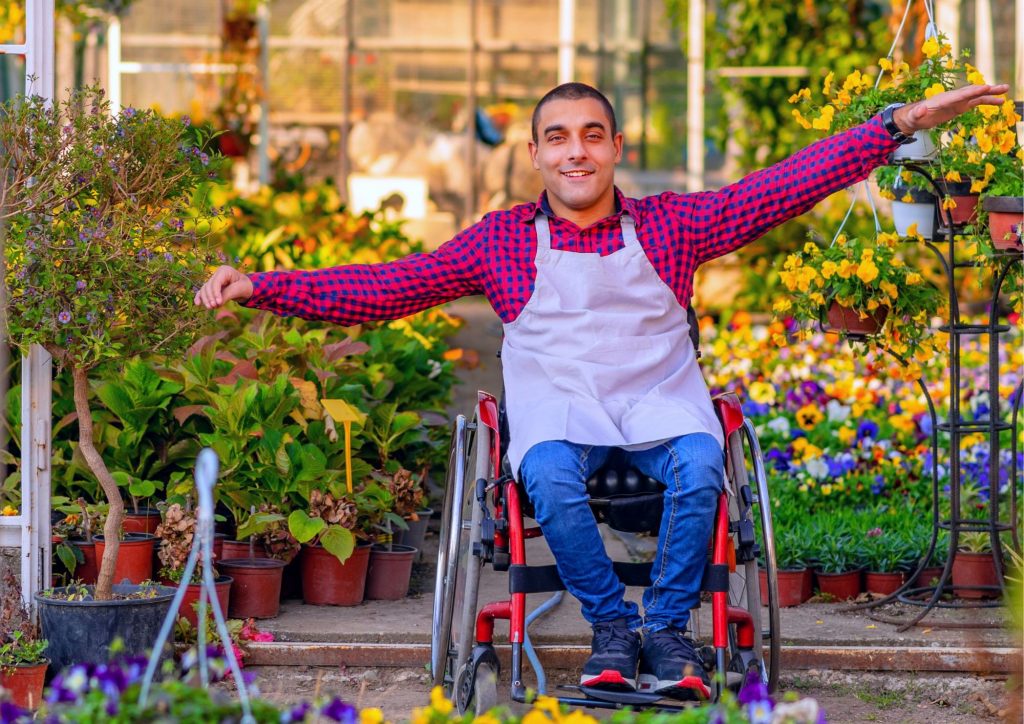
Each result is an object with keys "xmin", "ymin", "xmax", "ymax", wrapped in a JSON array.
[{"xmin": 431, "ymin": 389, "xmax": 780, "ymax": 713}]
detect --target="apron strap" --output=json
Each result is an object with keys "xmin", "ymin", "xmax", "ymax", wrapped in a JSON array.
[{"xmin": 620, "ymin": 213, "xmax": 639, "ymax": 248}]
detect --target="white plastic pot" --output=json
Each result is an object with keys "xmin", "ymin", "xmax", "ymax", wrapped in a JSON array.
[
  {"xmin": 892, "ymin": 200, "xmax": 935, "ymax": 239},
  {"xmin": 892, "ymin": 130, "xmax": 938, "ymax": 162}
]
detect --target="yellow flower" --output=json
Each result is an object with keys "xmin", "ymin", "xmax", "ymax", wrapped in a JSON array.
[
  {"xmin": 879, "ymin": 188, "xmax": 896, "ymax": 200},
  {"xmin": 924, "ymin": 83, "xmax": 945, "ymax": 99},
  {"xmin": 803, "ymin": 242, "xmax": 820, "ymax": 255},
  {"xmin": 522, "ymin": 713, "xmax": 551, "ymax": 724},
  {"xmin": 837, "ymin": 427, "xmax": 856, "ymax": 446},
  {"xmin": 772, "ymin": 333, "xmax": 788, "ymax": 347},
  {"xmin": 429, "ymin": 686, "xmax": 454, "ymax": 715},
  {"xmin": 835, "ymin": 89, "xmax": 852, "ymax": 107},
  {"xmin": 809, "ymin": 292, "xmax": 825, "ymax": 305},
  {"xmin": 866, "ymin": 298, "xmax": 880, "ymax": 311},
  {"xmin": 796, "ymin": 404, "xmax": 824, "ymax": 430},
  {"xmin": 773, "ymin": 298, "xmax": 792, "ymax": 313},
  {"xmin": 1, "ymin": 505, "xmax": 17, "ymax": 516},
  {"xmin": 473, "ymin": 716, "xmax": 501, "ymax": 724},
  {"xmin": 901, "ymin": 193, "xmax": 914, "ymax": 203},
  {"xmin": 965, "ymin": 63, "xmax": 987, "ymax": 85},
  {"xmin": 838, "ymin": 260, "xmax": 858, "ymax": 279},
  {"xmin": 563, "ymin": 712, "xmax": 600, "ymax": 724},
  {"xmin": 533, "ymin": 696, "xmax": 562, "ymax": 718},
  {"xmin": 812, "ymin": 105, "xmax": 835, "ymax": 131},
  {"xmin": 880, "ymin": 281, "xmax": 898, "ymax": 298},
  {"xmin": 905, "ymin": 272, "xmax": 922, "ymax": 285},
  {"xmin": 749, "ymin": 381, "xmax": 777, "ymax": 405},
  {"xmin": 997, "ymin": 131, "xmax": 1016, "ymax": 154},
  {"xmin": 792, "ymin": 108, "xmax": 812, "ymax": 130},
  {"xmin": 878, "ymin": 58, "xmax": 893, "ymax": 72},
  {"xmin": 836, "ymin": 234, "xmax": 849, "ymax": 247},
  {"xmin": 877, "ymin": 232, "xmax": 898, "ymax": 248},
  {"xmin": 983, "ymin": 162, "xmax": 996, "ymax": 181},
  {"xmin": 822, "ymin": 71, "xmax": 835, "ymax": 96},
  {"xmin": 921, "ymin": 36, "xmax": 940, "ymax": 58},
  {"xmin": 784, "ymin": 253, "xmax": 803, "ymax": 271},
  {"xmin": 970, "ymin": 179, "xmax": 988, "ymax": 193},
  {"xmin": 821, "ymin": 484, "xmax": 833, "ymax": 496},
  {"xmin": 941, "ymin": 197, "xmax": 957, "ymax": 211},
  {"xmin": 857, "ymin": 259, "xmax": 879, "ymax": 283},
  {"xmin": 788, "ymin": 88, "xmax": 812, "ymax": 104},
  {"xmin": 361, "ymin": 709, "xmax": 385, "ymax": 724},
  {"xmin": 944, "ymin": 171, "xmax": 961, "ymax": 182},
  {"xmin": 1003, "ymin": 99, "xmax": 1021, "ymax": 123}
]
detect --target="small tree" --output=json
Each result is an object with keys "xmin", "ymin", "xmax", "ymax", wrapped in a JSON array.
[{"xmin": 1, "ymin": 86, "xmax": 221, "ymax": 600}]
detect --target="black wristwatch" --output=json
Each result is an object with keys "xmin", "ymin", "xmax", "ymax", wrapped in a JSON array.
[{"xmin": 881, "ymin": 103, "xmax": 916, "ymax": 144}]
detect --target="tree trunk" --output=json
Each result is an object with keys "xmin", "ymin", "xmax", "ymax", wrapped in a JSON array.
[{"xmin": 71, "ymin": 366, "xmax": 124, "ymax": 600}]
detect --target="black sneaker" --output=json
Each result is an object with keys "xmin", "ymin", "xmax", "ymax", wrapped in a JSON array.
[
  {"xmin": 638, "ymin": 628, "xmax": 711, "ymax": 700},
  {"xmin": 579, "ymin": 618, "xmax": 640, "ymax": 691}
]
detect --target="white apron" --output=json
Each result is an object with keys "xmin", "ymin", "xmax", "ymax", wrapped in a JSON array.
[{"xmin": 502, "ymin": 211, "xmax": 724, "ymax": 479}]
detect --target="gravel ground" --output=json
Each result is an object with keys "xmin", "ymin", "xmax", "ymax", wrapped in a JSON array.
[{"xmin": 242, "ymin": 665, "xmax": 1016, "ymax": 722}]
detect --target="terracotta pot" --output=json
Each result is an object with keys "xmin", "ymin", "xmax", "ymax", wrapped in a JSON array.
[
  {"xmin": 865, "ymin": 571, "xmax": 905, "ymax": 595},
  {"xmin": 952, "ymin": 551, "xmax": 1000, "ymax": 599},
  {"xmin": 219, "ymin": 558, "xmax": 286, "ymax": 618},
  {"xmin": 0, "ymin": 661, "xmax": 47, "ymax": 709},
  {"xmin": 160, "ymin": 575, "xmax": 233, "ymax": 628},
  {"xmin": 70, "ymin": 539, "xmax": 99, "ymax": 584},
  {"xmin": 983, "ymin": 195, "xmax": 1023, "ymax": 250},
  {"xmin": 936, "ymin": 179, "xmax": 979, "ymax": 227},
  {"xmin": 826, "ymin": 302, "xmax": 888, "ymax": 336},
  {"xmin": 815, "ymin": 569, "xmax": 862, "ymax": 601},
  {"xmin": 775, "ymin": 568, "xmax": 811, "ymax": 607},
  {"xmin": 911, "ymin": 565, "xmax": 944, "ymax": 588},
  {"xmin": 94, "ymin": 533, "xmax": 156, "ymax": 585},
  {"xmin": 393, "ymin": 508, "xmax": 433, "ymax": 561},
  {"xmin": 220, "ymin": 539, "xmax": 268, "ymax": 560},
  {"xmin": 123, "ymin": 507, "xmax": 162, "ymax": 535},
  {"xmin": 365, "ymin": 544, "xmax": 417, "ymax": 600},
  {"xmin": 300, "ymin": 543, "xmax": 371, "ymax": 606}
]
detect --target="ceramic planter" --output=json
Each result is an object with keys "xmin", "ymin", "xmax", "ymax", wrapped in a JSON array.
[
  {"xmin": 815, "ymin": 569, "xmax": 862, "ymax": 601},
  {"xmin": 365, "ymin": 544, "xmax": 418, "ymax": 600},
  {"xmin": 219, "ymin": 558, "xmax": 286, "ymax": 618},
  {"xmin": 864, "ymin": 571, "xmax": 904, "ymax": 595},
  {"xmin": 300, "ymin": 542, "xmax": 371, "ymax": 606},
  {"xmin": 160, "ymin": 575, "xmax": 233, "ymax": 628},
  {"xmin": 826, "ymin": 302, "xmax": 888, "ymax": 336},
  {"xmin": 952, "ymin": 551, "xmax": 1000, "ymax": 599},
  {"xmin": 93, "ymin": 533, "xmax": 156, "ymax": 584},
  {"xmin": 937, "ymin": 180, "xmax": 979, "ymax": 227},
  {"xmin": 0, "ymin": 661, "xmax": 48, "ymax": 709},
  {"xmin": 892, "ymin": 130, "xmax": 938, "ymax": 162},
  {"xmin": 982, "ymin": 195, "xmax": 1023, "ymax": 250},
  {"xmin": 123, "ymin": 507, "xmax": 162, "ymax": 535},
  {"xmin": 891, "ymin": 186, "xmax": 937, "ymax": 239},
  {"xmin": 35, "ymin": 583, "xmax": 176, "ymax": 671}
]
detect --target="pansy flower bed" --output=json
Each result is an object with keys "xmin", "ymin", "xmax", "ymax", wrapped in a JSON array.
[{"xmin": 699, "ymin": 312, "xmax": 1023, "ymax": 546}]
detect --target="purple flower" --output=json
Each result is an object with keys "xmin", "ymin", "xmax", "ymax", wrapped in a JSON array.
[
  {"xmin": 76, "ymin": 280, "xmax": 87, "ymax": 292},
  {"xmin": 92, "ymin": 144, "xmax": 104, "ymax": 157},
  {"xmin": 320, "ymin": 697, "xmax": 358, "ymax": 724},
  {"xmin": 856, "ymin": 420, "xmax": 879, "ymax": 441},
  {"xmin": 57, "ymin": 310, "xmax": 72, "ymax": 324},
  {"xmin": 280, "ymin": 701, "xmax": 312, "ymax": 723},
  {"xmin": 122, "ymin": 107, "xmax": 136, "ymax": 117},
  {"xmin": 182, "ymin": 115, "xmax": 191, "ymax": 126},
  {"xmin": 0, "ymin": 700, "xmax": 30, "ymax": 723},
  {"xmin": 137, "ymin": 249, "xmax": 153, "ymax": 261},
  {"xmin": 737, "ymin": 667, "xmax": 772, "ymax": 706},
  {"xmin": 199, "ymin": 152, "xmax": 210, "ymax": 166},
  {"xmin": 163, "ymin": 252, "xmax": 174, "ymax": 262}
]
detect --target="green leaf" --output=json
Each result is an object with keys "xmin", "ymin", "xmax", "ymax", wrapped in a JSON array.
[
  {"xmin": 320, "ymin": 525, "xmax": 355, "ymax": 564},
  {"xmin": 128, "ymin": 479, "xmax": 157, "ymax": 498},
  {"xmin": 287, "ymin": 510, "xmax": 325, "ymax": 544}
]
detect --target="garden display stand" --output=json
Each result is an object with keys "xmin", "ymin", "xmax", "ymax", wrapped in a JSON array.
[
  {"xmin": 848, "ymin": 160, "xmax": 1022, "ymax": 631},
  {"xmin": 138, "ymin": 449, "xmax": 257, "ymax": 723}
]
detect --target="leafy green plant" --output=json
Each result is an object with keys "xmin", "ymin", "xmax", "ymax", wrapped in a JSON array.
[
  {"xmin": 1, "ymin": 86, "xmax": 222, "ymax": 600},
  {"xmin": 0, "ymin": 630, "xmax": 48, "ymax": 668},
  {"xmin": 0, "ymin": 566, "xmax": 48, "ymax": 667}
]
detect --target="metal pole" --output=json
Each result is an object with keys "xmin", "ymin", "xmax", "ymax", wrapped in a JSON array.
[
  {"xmin": 558, "ymin": 0, "xmax": 575, "ymax": 84},
  {"xmin": 256, "ymin": 3, "xmax": 270, "ymax": 186},
  {"xmin": 339, "ymin": 0, "xmax": 353, "ymax": 203},
  {"xmin": 686, "ymin": 0, "xmax": 704, "ymax": 191},
  {"xmin": 107, "ymin": 16, "xmax": 121, "ymax": 109},
  {"xmin": 465, "ymin": 0, "xmax": 478, "ymax": 224}
]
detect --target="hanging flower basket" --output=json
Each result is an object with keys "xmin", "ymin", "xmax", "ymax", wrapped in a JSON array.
[
  {"xmin": 825, "ymin": 301, "xmax": 888, "ymax": 336},
  {"xmin": 890, "ymin": 185, "xmax": 937, "ymax": 239}
]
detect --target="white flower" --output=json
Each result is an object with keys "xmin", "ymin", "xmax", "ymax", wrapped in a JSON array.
[
  {"xmin": 805, "ymin": 457, "xmax": 830, "ymax": 481},
  {"xmin": 826, "ymin": 399, "xmax": 851, "ymax": 423},
  {"xmin": 767, "ymin": 417, "xmax": 791, "ymax": 436},
  {"xmin": 772, "ymin": 698, "xmax": 822, "ymax": 723}
]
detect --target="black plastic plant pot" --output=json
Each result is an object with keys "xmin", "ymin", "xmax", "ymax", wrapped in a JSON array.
[
  {"xmin": 891, "ymin": 184, "xmax": 936, "ymax": 204},
  {"xmin": 982, "ymin": 195, "xmax": 1024, "ymax": 214},
  {"xmin": 34, "ymin": 583, "xmax": 176, "ymax": 673}
]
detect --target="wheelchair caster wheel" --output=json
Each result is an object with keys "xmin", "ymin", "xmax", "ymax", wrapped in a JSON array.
[{"xmin": 455, "ymin": 646, "xmax": 500, "ymax": 715}]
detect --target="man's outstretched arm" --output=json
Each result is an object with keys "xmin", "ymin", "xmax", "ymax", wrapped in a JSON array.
[
  {"xmin": 194, "ymin": 220, "xmax": 488, "ymax": 325},
  {"xmin": 667, "ymin": 83, "xmax": 1009, "ymax": 264}
]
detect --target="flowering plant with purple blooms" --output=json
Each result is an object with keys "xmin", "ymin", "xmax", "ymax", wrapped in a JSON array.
[{"xmin": 0, "ymin": 85, "xmax": 223, "ymax": 601}]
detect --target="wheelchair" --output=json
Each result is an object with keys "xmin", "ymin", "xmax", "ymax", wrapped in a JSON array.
[{"xmin": 430, "ymin": 327, "xmax": 780, "ymax": 713}]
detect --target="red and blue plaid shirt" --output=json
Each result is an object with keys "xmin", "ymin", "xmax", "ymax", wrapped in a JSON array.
[{"xmin": 245, "ymin": 116, "xmax": 899, "ymax": 324}]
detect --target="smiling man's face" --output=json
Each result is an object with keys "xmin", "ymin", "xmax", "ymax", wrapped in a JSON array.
[{"xmin": 528, "ymin": 96, "xmax": 623, "ymax": 228}]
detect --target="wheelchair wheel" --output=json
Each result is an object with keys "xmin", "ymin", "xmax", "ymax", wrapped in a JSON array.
[
  {"xmin": 723, "ymin": 419, "xmax": 780, "ymax": 693},
  {"xmin": 430, "ymin": 409, "xmax": 497, "ymax": 703},
  {"xmin": 455, "ymin": 658, "xmax": 499, "ymax": 715}
]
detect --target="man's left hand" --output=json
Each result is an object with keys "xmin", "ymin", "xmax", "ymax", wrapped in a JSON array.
[{"xmin": 893, "ymin": 84, "xmax": 1011, "ymax": 134}]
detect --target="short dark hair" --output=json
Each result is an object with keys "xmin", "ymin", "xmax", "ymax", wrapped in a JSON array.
[{"xmin": 531, "ymin": 83, "xmax": 618, "ymax": 143}]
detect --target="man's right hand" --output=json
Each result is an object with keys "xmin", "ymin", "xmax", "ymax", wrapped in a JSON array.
[{"xmin": 194, "ymin": 265, "xmax": 254, "ymax": 309}]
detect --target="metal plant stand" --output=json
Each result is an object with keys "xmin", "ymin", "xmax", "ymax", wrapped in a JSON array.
[{"xmin": 850, "ymin": 161, "xmax": 1022, "ymax": 631}]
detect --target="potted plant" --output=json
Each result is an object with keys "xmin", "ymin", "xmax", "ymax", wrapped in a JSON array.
[
  {"xmin": 219, "ymin": 504, "xmax": 290, "ymax": 618},
  {"xmin": 766, "ymin": 526, "xmax": 811, "ymax": 607},
  {"xmin": 364, "ymin": 467, "xmax": 419, "ymax": 601},
  {"xmin": 861, "ymin": 526, "xmax": 916, "ymax": 595},
  {"xmin": 810, "ymin": 533, "xmax": 862, "ymax": 601},
  {"xmin": 51, "ymin": 498, "xmax": 100, "ymax": 585},
  {"xmin": 952, "ymin": 532, "xmax": 1001, "ymax": 599},
  {"xmin": 980, "ymin": 150, "xmax": 1024, "ymax": 251},
  {"xmin": 155, "ymin": 503, "xmax": 232, "ymax": 627},
  {"xmin": 876, "ymin": 166, "xmax": 938, "ymax": 238},
  {"xmin": 776, "ymin": 233, "xmax": 945, "ymax": 371},
  {"xmin": 0, "ymin": 567, "xmax": 48, "ymax": 710}
]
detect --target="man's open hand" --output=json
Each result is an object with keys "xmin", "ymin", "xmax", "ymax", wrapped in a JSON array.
[
  {"xmin": 894, "ymin": 83, "xmax": 1011, "ymax": 134},
  {"xmin": 194, "ymin": 265, "xmax": 254, "ymax": 309}
]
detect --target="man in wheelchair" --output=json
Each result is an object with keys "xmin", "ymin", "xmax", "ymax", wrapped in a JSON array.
[{"xmin": 197, "ymin": 81, "xmax": 1006, "ymax": 700}]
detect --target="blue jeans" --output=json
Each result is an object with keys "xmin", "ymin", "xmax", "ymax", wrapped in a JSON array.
[{"xmin": 519, "ymin": 433, "xmax": 723, "ymax": 634}]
